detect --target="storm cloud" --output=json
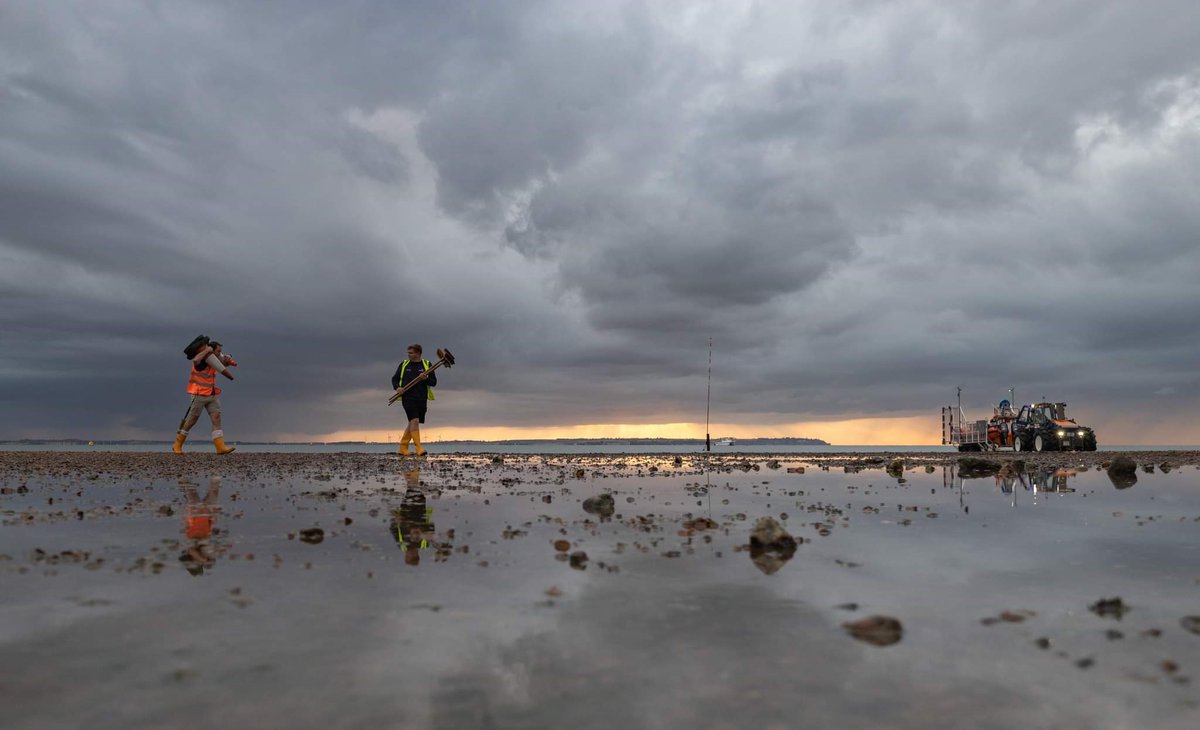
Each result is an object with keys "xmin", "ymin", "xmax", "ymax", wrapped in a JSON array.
[{"xmin": 2, "ymin": 1, "xmax": 1199, "ymax": 442}]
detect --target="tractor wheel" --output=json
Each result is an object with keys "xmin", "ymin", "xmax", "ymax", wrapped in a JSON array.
[
  {"xmin": 1034, "ymin": 434, "xmax": 1045, "ymax": 452},
  {"xmin": 1012, "ymin": 436, "xmax": 1023, "ymax": 452}
]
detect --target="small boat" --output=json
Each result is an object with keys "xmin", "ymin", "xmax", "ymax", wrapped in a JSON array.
[{"xmin": 714, "ymin": 438, "xmax": 734, "ymax": 447}]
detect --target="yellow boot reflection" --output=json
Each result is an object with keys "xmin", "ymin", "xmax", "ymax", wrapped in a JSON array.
[
  {"xmin": 178, "ymin": 475, "xmax": 224, "ymax": 576},
  {"xmin": 390, "ymin": 466, "xmax": 435, "ymax": 565}
]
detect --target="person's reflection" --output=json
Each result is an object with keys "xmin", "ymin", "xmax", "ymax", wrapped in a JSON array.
[
  {"xmin": 992, "ymin": 463, "xmax": 1030, "ymax": 495},
  {"xmin": 1030, "ymin": 467, "xmax": 1076, "ymax": 493},
  {"xmin": 390, "ymin": 465, "xmax": 436, "ymax": 566},
  {"xmin": 178, "ymin": 476, "xmax": 223, "ymax": 576},
  {"xmin": 991, "ymin": 468, "xmax": 1029, "ymax": 507},
  {"xmin": 1047, "ymin": 468, "xmax": 1075, "ymax": 493}
]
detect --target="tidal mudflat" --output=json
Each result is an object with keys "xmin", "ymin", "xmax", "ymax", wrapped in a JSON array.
[{"xmin": 2, "ymin": 451, "xmax": 1199, "ymax": 729}]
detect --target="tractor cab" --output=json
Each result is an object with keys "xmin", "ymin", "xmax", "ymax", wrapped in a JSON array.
[{"xmin": 1016, "ymin": 402, "xmax": 1071, "ymax": 425}]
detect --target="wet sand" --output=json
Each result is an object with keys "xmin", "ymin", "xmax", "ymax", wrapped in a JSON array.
[
  {"xmin": 5, "ymin": 448, "xmax": 1200, "ymax": 479},
  {"xmin": 2, "ymin": 451, "xmax": 1199, "ymax": 729}
]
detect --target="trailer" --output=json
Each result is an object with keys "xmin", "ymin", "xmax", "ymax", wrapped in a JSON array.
[
  {"xmin": 942, "ymin": 407, "xmax": 990, "ymax": 451},
  {"xmin": 942, "ymin": 387, "xmax": 1015, "ymax": 452}
]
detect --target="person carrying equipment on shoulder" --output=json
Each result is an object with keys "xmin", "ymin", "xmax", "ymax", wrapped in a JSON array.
[
  {"xmin": 391, "ymin": 343, "xmax": 437, "ymax": 456},
  {"xmin": 174, "ymin": 335, "xmax": 238, "ymax": 455}
]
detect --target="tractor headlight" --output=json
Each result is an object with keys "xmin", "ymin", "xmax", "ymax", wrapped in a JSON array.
[
  {"xmin": 1056, "ymin": 430, "xmax": 1065, "ymax": 437},
  {"xmin": 1077, "ymin": 430, "xmax": 1086, "ymax": 437}
]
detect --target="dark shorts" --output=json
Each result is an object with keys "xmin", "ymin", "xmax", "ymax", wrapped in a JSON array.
[{"xmin": 402, "ymin": 398, "xmax": 428, "ymax": 423}]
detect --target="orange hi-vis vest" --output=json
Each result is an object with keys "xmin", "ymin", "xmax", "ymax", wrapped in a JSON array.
[{"xmin": 186, "ymin": 363, "xmax": 221, "ymax": 397}]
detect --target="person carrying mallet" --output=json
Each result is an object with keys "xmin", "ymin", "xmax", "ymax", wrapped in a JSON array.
[
  {"xmin": 391, "ymin": 343, "xmax": 438, "ymax": 456},
  {"xmin": 174, "ymin": 335, "xmax": 238, "ymax": 454}
]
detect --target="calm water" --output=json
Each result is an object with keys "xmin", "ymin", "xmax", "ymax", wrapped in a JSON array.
[{"xmin": 2, "ymin": 456, "xmax": 1198, "ymax": 728}]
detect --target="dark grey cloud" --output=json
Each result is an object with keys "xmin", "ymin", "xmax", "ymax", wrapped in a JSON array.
[{"xmin": 2, "ymin": 1, "xmax": 1199, "ymax": 442}]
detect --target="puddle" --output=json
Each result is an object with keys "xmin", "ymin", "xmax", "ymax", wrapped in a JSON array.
[{"xmin": 2, "ymin": 454, "xmax": 1199, "ymax": 728}]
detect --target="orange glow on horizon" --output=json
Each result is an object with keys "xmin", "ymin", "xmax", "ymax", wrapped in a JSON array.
[{"xmin": 279, "ymin": 416, "xmax": 940, "ymax": 445}]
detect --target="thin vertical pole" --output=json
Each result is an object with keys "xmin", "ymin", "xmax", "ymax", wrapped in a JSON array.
[{"xmin": 705, "ymin": 337, "xmax": 712, "ymax": 452}]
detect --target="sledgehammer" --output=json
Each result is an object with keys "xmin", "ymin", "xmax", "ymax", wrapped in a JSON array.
[{"xmin": 388, "ymin": 348, "xmax": 455, "ymax": 405}]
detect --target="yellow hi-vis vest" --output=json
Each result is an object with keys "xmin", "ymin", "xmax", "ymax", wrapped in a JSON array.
[{"xmin": 399, "ymin": 359, "xmax": 435, "ymax": 400}]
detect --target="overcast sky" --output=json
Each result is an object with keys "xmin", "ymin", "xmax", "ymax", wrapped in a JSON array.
[{"xmin": 2, "ymin": 1, "xmax": 1199, "ymax": 444}]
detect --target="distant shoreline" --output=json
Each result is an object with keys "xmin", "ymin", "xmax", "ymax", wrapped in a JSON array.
[{"xmin": 0, "ymin": 437, "xmax": 831, "ymax": 447}]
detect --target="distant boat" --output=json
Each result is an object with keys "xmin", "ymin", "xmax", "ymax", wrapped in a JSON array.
[{"xmin": 714, "ymin": 438, "xmax": 734, "ymax": 447}]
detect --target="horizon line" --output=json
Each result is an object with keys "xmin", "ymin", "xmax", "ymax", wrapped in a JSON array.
[{"xmin": 0, "ymin": 436, "xmax": 835, "ymax": 445}]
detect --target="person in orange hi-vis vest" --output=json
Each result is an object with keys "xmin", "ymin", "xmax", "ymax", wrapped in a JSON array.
[{"xmin": 174, "ymin": 335, "xmax": 238, "ymax": 454}]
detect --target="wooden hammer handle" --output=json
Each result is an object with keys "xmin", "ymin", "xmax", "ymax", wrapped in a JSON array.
[{"xmin": 388, "ymin": 358, "xmax": 448, "ymax": 405}]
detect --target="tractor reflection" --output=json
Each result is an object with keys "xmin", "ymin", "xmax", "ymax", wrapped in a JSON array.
[
  {"xmin": 998, "ymin": 466, "xmax": 1077, "ymax": 495},
  {"xmin": 943, "ymin": 464, "xmax": 1078, "ymax": 510}
]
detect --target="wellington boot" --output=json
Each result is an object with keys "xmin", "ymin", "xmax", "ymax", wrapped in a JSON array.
[
  {"xmin": 172, "ymin": 432, "xmax": 187, "ymax": 454},
  {"xmin": 399, "ymin": 433, "xmax": 412, "ymax": 456},
  {"xmin": 413, "ymin": 434, "xmax": 426, "ymax": 457},
  {"xmin": 214, "ymin": 436, "xmax": 237, "ymax": 455}
]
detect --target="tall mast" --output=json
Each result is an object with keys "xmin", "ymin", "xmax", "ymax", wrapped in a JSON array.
[{"xmin": 705, "ymin": 337, "xmax": 712, "ymax": 452}]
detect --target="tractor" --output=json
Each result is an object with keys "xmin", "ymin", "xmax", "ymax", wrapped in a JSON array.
[
  {"xmin": 1010, "ymin": 401, "xmax": 1097, "ymax": 452},
  {"xmin": 943, "ymin": 392, "xmax": 1098, "ymax": 452}
]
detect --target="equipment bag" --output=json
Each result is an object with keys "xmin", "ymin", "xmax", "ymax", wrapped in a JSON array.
[{"xmin": 184, "ymin": 335, "xmax": 210, "ymax": 359}]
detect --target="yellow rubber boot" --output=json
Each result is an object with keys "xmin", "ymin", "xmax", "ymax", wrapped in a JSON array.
[
  {"xmin": 412, "ymin": 432, "xmax": 426, "ymax": 457},
  {"xmin": 213, "ymin": 431, "xmax": 236, "ymax": 455},
  {"xmin": 172, "ymin": 432, "xmax": 187, "ymax": 454},
  {"xmin": 398, "ymin": 433, "xmax": 411, "ymax": 455}
]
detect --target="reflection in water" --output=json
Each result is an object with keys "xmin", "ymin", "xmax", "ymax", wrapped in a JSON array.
[
  {"xmin": 177, "ymin": 476, "xmax": 224, "ymax": 576},
  {"xmin": 389, "ymin": 463, "xmax": 441, "ymax": 566},
  {"xmin": 1027, "ymin": 467, "xmax": 1077, "ymax": 494},
  {"xmin": 1108, "ymin": 470, "xmax": 1138, "ymax": 490},
  {"xmin": 748, "ymin": 516, "xmax": 798, "ymax": 575},
  {"xmin": 427, "ymin": 582, "xmax": 855, "ymax": 729},
  {"xmin": 581, "ymin": 493, "xmax": 615, "ymax": 520},
  {"xmin": 995, "ymin": 468, "xmax": 1077, "ymax": 508},
  {"xmin": 676, "ymin": 456, "xmax": 720, "ymax": 562},
  {"xmin": 8, "ymin": 458, "xmax": 1198, "ymax": 729},
  {"xmin": 750, "ymin": 547, "xmax": 792, "ymax": 576},
  {"xmin": 943, "ymin": 464, "xmax": 1079, "ymax": 510},
  {"xmin": 422, "ymin": 578, "xmax": 1055, "ymax": 729}
]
